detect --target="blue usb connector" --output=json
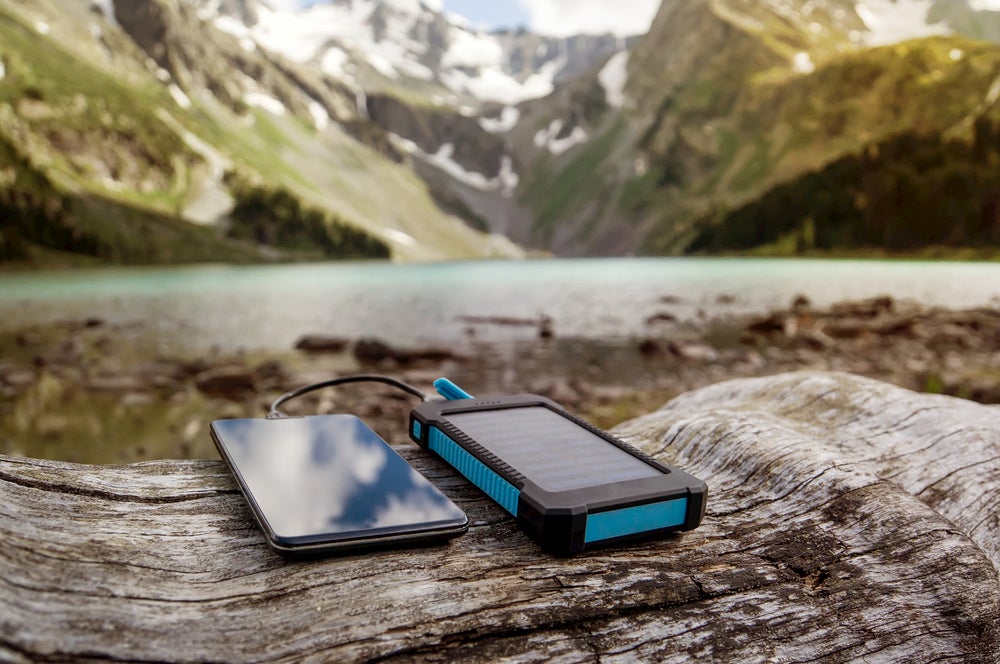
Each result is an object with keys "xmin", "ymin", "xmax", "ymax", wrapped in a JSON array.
[{"xmin": 434, "ymin": 378, "xmax": 474, "ymax": 401}]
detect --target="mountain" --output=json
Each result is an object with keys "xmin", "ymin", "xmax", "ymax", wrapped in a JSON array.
[
  {"xmin": 499, "ymin": 0, "xmax": 1000, "ymax": 255},
  {"xmin": 0, "ymin": 0, "xmax": 524, "ymax": 263},
  {"xmin": 4, "ymin": 0, "xmax": 1000, "ymax": 263},
  {"xmin": 199, "ymin": 0, "xmax": 629, "ymax": 107},
  {"xmin": 191, "ymin": 0, "xmax": 636, "ymax": 246}
]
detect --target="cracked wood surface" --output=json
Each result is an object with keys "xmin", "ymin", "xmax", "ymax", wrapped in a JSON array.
[{"xmin": 1, "ymin": 371, "xmax": 999, "ymax": 662}]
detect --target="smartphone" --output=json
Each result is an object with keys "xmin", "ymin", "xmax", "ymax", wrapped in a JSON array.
[{"xmin": 210, "ymin": 414, "xmax": 468, "ymax": 556}]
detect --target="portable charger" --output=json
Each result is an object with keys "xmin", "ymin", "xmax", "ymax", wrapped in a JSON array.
[{"xmin": 409, "ymin": 382, "xmax": 707, "ymax": 555}]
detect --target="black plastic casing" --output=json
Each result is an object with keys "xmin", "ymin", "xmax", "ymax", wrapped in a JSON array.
[{"xmin": 409, "ymin": 394, "xmax": 707, "ymax": 555}]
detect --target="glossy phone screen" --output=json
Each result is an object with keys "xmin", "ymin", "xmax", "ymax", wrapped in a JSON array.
[{"xmin": 211, "ymin": 415, "xmax": 468, "ymax": 553}]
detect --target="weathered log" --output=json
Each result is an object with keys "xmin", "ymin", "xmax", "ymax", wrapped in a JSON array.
[{"xmin": 1, "ymin": 371, "xmax": 998, "ymax": 662}]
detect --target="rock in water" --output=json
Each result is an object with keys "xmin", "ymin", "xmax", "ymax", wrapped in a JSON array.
[
  {"xmin": 194, "ymin": 366, "xmax": 258, "ymax": 400},
  {"xmin": 352, "ymin": 337, "xmax": 398, "ymax": 363},
  {"xmin": 294, "ymin": 335, "xmax": 350, "ymax": 353}
]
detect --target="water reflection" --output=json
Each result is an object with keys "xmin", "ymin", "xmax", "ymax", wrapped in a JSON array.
[{"xmin": 5, "ymin": 258, "xmax": 1000, "ymax": 352}]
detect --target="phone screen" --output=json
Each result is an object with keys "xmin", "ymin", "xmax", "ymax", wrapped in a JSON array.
[{"xmin": 211, "ymin": 415, "xmax": 468, "ymax": 553}]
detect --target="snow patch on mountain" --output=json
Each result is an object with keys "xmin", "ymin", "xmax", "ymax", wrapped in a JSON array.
[
  {"xmin": 200, "ymin": 0, "xmax": 573, "ymax": 106},
  {"xmin": 244, "ymin": 92, "xmax": 287, "ymax": 115},
  {"xmin": 309, "ymin": 100, "xmax": 329, "ymax": 131},
  {"xmin": 424, "ymin": 143, "xmax": 496, "ymax": 190},
  {"xmin": 855, "ymin": 0, "xmax": 949, "ymax": 46},
  {"xmin": 321, "ymin": 47, "xmax": 351, "ymax": 78},
  {"xmin": 534, "ymin": 119, "xmax": 588, "ymax": 156},
  {"xmin": 169, "ymin": 84, "xmax": 192, "ymax": 109},
  {"xmin": 390, "ymin": 134, "xmax": 519, "ymax": 195},
  {"xmin": 598, "ymin": 51, "xmax": 629, "ymax": 108},
  {"xmin": 792, "ymin": 51, "xmax": 815, "ymax": 74},
  {"xmin": 479, "ymin": 106, "xmax": 520, "ymax": 133},
  {"xmin": 91, "ymin": 0, "xmax": 118, "ymax": 27},
  {"xmin": 213, "ymin": 14, "xmax": 247, "ymax": 38},
  {"xmin": 442, "ymin": 61, "xmax": 563, "ymax": 105},
  {"xmin": 442, "ymin": 54, "xmax": 567, "ymax": 105},
  {"xmin": 498, "ymin": 156, "xmax": 519, "ymax": 197},
  {"xmin": 0, "ymin": 60, "xmax": 5, "ymax": 82},
  {"xmin": 442, "ymin": 29, "xmax": 503, "ymax": 69},
  {"xmin": 382, "ymin": 228, "xmax": 418, "ymax": 247},
  {"xmin": 212, "ymin": 14, "xmax": 257, "ymax": 51}
]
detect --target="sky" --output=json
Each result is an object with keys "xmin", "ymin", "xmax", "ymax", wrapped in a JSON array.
[
  {"xmin": 289, "ymin": 1, "xmax": 1000, "ymax": 39},
  {"xmin": 441, "ymin": 0, "xmax": 661, "ymax": 37}
]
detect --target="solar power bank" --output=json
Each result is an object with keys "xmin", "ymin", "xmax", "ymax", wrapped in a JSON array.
[{"xmin": 409, "ymin": 388, "xmax": 707, "ymax": 555}]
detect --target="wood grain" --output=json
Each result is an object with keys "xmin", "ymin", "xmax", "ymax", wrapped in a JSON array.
[{"xmin": 1, "ymin": 371, "xmax": 998, "ymax": 662}]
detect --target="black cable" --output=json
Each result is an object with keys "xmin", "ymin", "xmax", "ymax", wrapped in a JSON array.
[{"xmin": 267, "ymin": 374, "xmax": 429, "ymax": 419}]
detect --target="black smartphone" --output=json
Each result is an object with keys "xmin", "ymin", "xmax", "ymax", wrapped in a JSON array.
[{"xmin": 210, "ymin": 414, "xmax": 469, "ymax": 556}]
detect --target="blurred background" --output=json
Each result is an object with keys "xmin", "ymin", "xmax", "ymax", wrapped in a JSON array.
[{"xmin": 2, "ymin": 0, "xmax": 999, "ymax": 463}]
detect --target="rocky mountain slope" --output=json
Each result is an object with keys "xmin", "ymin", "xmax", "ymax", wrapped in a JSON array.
[
  {"xmin": 4, "ymin": 0, "xmax": 1000, "ymax": 262},
  {"xmin": 504, "ymin": 0, "xmax": 1000, "ymax": 255},
  {"xmin": 0, "ymin": 0, "xmax": 523, "ymax": 263}
]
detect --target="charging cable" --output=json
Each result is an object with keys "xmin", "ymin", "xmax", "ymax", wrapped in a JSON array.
[
  {"xmin": 267, "ymin": 374, "xmax": 429, "ymax": 419},
  {"xmin": 267, "ymin": 375, "xmax": 476, "ymax": 419}
]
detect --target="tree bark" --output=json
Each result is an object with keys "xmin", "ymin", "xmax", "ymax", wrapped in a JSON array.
[{"xmin": 1, "ymin": 371, "xmax": 998, "ymax": 662}]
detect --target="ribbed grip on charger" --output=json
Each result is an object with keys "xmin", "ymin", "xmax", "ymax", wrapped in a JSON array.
[{"xmin": 428, "ymin": 427, "xmax": 520, "ymax": 515}]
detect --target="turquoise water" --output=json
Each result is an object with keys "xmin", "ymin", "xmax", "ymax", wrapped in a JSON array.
[{"xmin": 2, "ymin": 258, "xmax": 1000, "ymax": 352}]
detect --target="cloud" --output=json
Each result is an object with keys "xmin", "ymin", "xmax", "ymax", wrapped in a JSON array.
[{"xmin": 515, "ymin": 0, "xmax": 661, "ymax": 37}]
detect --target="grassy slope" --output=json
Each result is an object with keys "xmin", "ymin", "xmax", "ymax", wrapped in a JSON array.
[
  {"xmin": 0, "ymin": 3, "xmax": 508, "ymax": 264},
  {"xmin": 646, "ymin": 0, "xmax": 1000, "ymax": 253},
  {"xmin": 0, "ymin": 8, "xmax": 280, "ymax": 264},
  {"xmin": 0, "ymin": 8, "xmax": 195, "ymax": 209},
  {"xmin": 635, "ymin": 4, "xmax": 1000, "ymax": 254},
  {"xmin": 515, "ymin": 0, "xmax": 1000, "ymax": 258},
  {"xmin": 670, "ymin": 36, "xmax": 1000, "ymax": 256},
  {"xmin": 190, "ymin": 104, "xmax": 506, "ymax": 260}
]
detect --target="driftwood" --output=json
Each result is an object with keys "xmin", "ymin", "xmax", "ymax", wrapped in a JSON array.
[{"xmin": 1, "ymin": 371, "xmax": 998, "ymax": 662}]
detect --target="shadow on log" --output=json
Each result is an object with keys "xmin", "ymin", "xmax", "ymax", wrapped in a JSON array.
[{"xmin": 1, "ymin": 371, "xmax": 998, "ymax": 661}]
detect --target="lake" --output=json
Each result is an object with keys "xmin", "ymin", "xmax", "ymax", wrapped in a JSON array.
[{"xmin": 2, "ymin": 258, "xmax": 1000, "ymax": 353}]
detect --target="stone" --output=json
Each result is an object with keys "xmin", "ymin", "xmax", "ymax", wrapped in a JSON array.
[
  {"xmin": 85, "ymin": 375, "xmax": 146, "ymax": 392},
  {"xmin": 746, "ymin": 313, "xmax": 786, "ymax": 335},
  {"xmin": 831, "ymin": 295, "xmax": 894, "ymax": 318},
  {"xmin": 394, "ymin": 347, "xmax": 461, "ymax": 364},
  {"xmin": 539, "ymin": 316, "xmax": 554, "ymax": 339},
  {"xmin": 294, "ymin": 335, "xmax": 350, "ymax": 353},
  {"xmin": 15, "ymin": 331, "xmax": 44, "ymax": 347},
  {"xmin": 645, "ymin": 311, "xmax": 678, "ymax": 324},
  {"xmin": 668, "ymin": 341, "xmax": 718, "ymax": 362},
  {"xmin": 194, "ymin": 367, "xmax": 258, "ymax": 400},
  {"xmin": 353, "ymin": 337, "xmax": 398, "ymax": 363},
  {"xmin": 638, "ymin": 338, "xmax": 663, "ymax": 357},
  {"xmin": 0, "ymin": 366, "xmax": 36, "ymax": 390}
]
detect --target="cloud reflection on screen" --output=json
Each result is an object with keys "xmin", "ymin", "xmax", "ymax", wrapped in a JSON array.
[{"xmin": 214, "ymin": 415, "xmax": 465, "ymax": 540}]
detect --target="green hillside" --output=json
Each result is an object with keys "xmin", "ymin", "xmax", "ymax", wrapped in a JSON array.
[
  {"xmin": 643, "ymin": 34, "xmax": 1000, "ymax": 255},
  {"xmin": 513, "ymin": 0, "xmax": 1000, "ymax": 257},
  {"xmin": 0, "ymin": 6, "xmax": 391, "ymax": 265},
  {"xmin": 0, "ymin": 1, "xmax": 509, "ymax": 265}
]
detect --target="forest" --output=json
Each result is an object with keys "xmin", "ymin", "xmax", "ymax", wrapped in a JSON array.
[
  {"xmin": 225, "ymin": 174, "xmax": 391, "ymax": 260},
  {"xmin": 689, "ymin": 117, "xmax": 1000, "ymax": 254}
]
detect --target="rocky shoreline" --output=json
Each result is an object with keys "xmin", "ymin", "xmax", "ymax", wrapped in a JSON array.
[{"xmin": 1, "ymin": 295, "xmax": 998, "ymax": 463}]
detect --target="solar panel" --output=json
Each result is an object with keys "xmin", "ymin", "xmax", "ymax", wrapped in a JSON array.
[{"xmin": 446, "ymin": 406, "xmax": 662, "ymax": 492}]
